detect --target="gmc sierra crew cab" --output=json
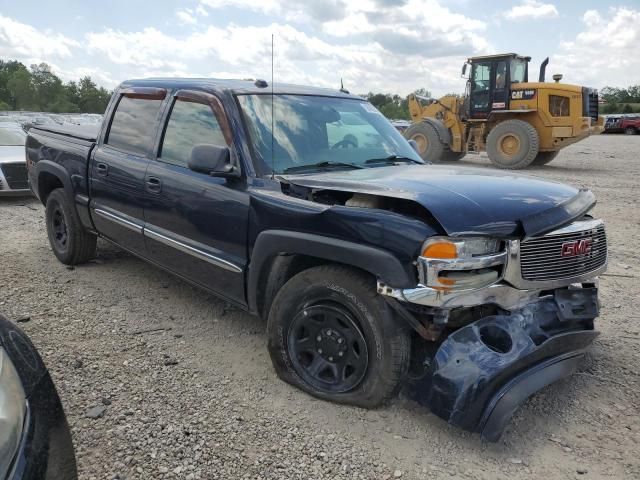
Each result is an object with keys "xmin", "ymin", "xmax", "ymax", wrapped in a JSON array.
[{"xmin": 25, "ymin": 78, "xmax": 607, "ymax": 441}]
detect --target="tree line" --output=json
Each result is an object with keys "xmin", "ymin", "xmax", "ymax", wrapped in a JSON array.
[
  {"xmin": 599, "ymin": 86, "xmax": 640, "ymax": 114},
  {"xmin": 0, "ymin": 60, "xmax": 111, "ymax": 113},
  {"xmin": 362, "ymin": 88, "xmax": 433, "ymax": 120}
]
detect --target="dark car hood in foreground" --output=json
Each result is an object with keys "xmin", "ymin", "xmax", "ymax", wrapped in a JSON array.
[{"xmin": 283, "ymin": 165, "xmax": 595, "ymax": 237}]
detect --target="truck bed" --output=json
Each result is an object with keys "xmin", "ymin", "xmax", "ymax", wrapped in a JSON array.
[
  {"xmin": 26, "ymin": 124, "xmax": 97, "ymax": 225},
  {"xmin": 29, "ymin": 124, "xmax": 99, "ymax": 144}
]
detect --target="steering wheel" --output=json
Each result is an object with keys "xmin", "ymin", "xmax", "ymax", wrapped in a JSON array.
[{"xmin": 332, "ymin": 134, "xmax": 358, "ymax": 149}]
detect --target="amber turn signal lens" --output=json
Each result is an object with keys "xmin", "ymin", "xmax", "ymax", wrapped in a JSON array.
[
  {"xmin": 436, "ymin": 276, "xmax": 456, "ymax": 286},
  {"xmin": 422, "ymin": 241, "xmax": 457, "ymax": 259}
]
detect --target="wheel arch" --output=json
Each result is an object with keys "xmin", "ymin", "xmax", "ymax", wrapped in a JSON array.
[
  {"xmin": 34, "ymin": 160, "xmax": 74, "ymax": 205},
  {"xmin": 247, "ymin": 230, "xmax": 417, "ymax": 319}
]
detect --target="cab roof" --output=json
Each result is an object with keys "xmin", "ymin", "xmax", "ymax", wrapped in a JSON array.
[
  {"xmin": 119, "ymin": 77, "xmax": 362, "ymax": 100},
  {"xmin": 467, "ymin": 53, "xmax": 531, "ymax": 62}
]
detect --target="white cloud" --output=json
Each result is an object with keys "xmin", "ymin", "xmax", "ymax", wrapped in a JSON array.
[
  {"xmin": 199, "ymin": 0, "xmax": 279, "ymax": 13},
  {"xmin": 81, "ymin": 19, "xmax": 479, "ymax": 96},
  {"xmin": 504, "ymin": 0, "xmax": 559, "ymax": 20},
  {"xmin": 195, "ymin": 4, "xmax": 209, "ymax": 17},
  {"xmin": 0, "ymin": 14, "xmax": 79, "ymax": 63},
  {"xmin": 0, "ymin": 2, "xmax": 491, "ymax": 96},
  {"xmin": 552, "ymin": 7, "xmax": 640, "ymax": 88},
  {"xmin": 187, "ymin": 0, "xmax": 490, "ymax": 95},
  {"xmin": 175, "ymin": 5, "xmax": 210, "ymax": 25},
  {"xmin": 86, "ymin": 28, "xmax": 191, "ymax": 70},
  {"xmin": 176, "ymin": 10, "xmax": 198, "ymax": 25}
]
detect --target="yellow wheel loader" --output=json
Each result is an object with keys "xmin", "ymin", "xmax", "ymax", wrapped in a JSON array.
[{"xmin": 404, "ymin": 53, "xmax": 604, "ymax": 169}]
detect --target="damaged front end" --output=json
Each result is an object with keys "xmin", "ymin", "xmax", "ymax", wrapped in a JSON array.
[
  {"xmin": 379, "ymin": 218, "xmax": 607, "ymax": 441},
  {"xmin": 272, "ymin": 169, "xmax": 606, "ymax": 440},
  {"xmin": 407, "ymin": 296, "xmax": 598, "ymax": 441}
]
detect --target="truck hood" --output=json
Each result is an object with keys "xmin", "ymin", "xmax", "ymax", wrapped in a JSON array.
[{"xmin": 282, "ymin": 165, "xmax": 595, "ymax": 238}]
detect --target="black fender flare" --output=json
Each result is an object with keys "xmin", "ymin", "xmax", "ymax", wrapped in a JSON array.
[
  {"xmin": 33, "ymin": 160, "xmax": 75, "ymax": 204},
  {"xmin": 247, "ymin": 230, "xmax": 416, "ymax": 314}
]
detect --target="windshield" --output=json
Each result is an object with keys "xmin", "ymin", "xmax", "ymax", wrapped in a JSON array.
[
  {"xmin": 237, "ymin": 94, "xmax": 422, "ymax": 175},
  {"xmin": 0, "ymin": 129, "xmax": 25, "ymax": 146}
]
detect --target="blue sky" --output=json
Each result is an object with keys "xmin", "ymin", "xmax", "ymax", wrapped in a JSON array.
[{"xmin": 0, "ymin": 0, "xmax": 638, "ymax": 96}]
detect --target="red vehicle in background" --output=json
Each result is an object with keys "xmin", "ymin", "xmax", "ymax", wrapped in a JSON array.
[
  {"xmin": 620, "ymin": 116, "xmax": 640, "ymax": 134},
  {"xmin": 604, "ymin": 115, "xmax": 640, "ymax": 134}
]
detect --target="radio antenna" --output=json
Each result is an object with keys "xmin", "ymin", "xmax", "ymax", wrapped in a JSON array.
[{"xmin": 270, "ymin": 33, "xmax": 275, "ymax": 179}]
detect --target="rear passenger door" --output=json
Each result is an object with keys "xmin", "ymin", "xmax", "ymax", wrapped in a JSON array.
[
  {"xmin": 90, "ymin": 87, "xmax": 166, "ymax": 255},
  {"xmin": 143, "ymin": 90, "xmax": 249, "ymax": 305}
]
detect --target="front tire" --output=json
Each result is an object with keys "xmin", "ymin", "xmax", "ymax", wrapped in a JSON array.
[
  {"xmin": 486, "ymin": 119, "xmax": 539, "ymax": 169},
  {"xmin": 625, "ymin": 127, "xmax": 637, "ymax": 135},
  {"xmin": 404, "ymin": 122, "xmax": 445, "ymax": 162},
  {"xmin": 45, "ymin": 188, "xmax": 97, "ymax": 265},
  {"xmin": 267, "ymin": 265, "xmax": 410, "ymax": 408}
]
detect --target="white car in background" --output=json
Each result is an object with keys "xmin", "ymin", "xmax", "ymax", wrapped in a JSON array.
[{"xmin": 0, "ymin": 124, "xmax": 30, "ymax": 196}]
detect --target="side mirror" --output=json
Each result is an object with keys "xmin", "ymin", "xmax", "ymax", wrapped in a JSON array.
[
  {"xmin": 188, "ymin": 144, "xmax": 239, "ymax": 178},
  {"xmin": 461, "ymin": 63, "xmax": 468, "ymax": 77},
  {"xmin": 408, "ymin": 139, "xmax": 420, "ymax": 153}
]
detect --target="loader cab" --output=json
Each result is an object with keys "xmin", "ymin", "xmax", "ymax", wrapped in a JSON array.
[{"xmin": 464, "ymin": 53, "xmax": 530, "ymax": 119}]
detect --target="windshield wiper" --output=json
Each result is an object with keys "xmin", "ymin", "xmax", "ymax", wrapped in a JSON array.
[
  {"xmin": 364, "ymin": 155, "xmax": 423, "ymax": 165},
  {"xmin": 283, "ymin": 161, "xmax": 366, "ymax": 173}
]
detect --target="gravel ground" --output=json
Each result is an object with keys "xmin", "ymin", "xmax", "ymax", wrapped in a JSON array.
[{"xmin": 1, "ymin": 134, "xmax": 639, "ymax": 479}]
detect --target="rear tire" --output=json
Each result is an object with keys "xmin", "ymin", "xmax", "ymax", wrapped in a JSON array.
[
  {"xmin": 404, "ymin": 122, "xmax": 445, "ymax": 162},
  {"xmin": 45, "ymin": 188, "xmax": 97, "ymax": 265},
  {"xmin": 625, "ymin": 127, "xmax": 637, "ymax": 135},
  {"xmin": 267, "ymin": 265, "xmax": 410, "ymax": 408},
  {"xmin": 486, "ymin": 119, "xmax": 539, "ymax": 169},
  {"xmin": 532, "ymin": 150, "xmax": 559, "ymax": 166}
]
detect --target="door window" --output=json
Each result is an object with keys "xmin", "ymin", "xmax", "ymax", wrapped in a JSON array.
[
  {"xmin": 159, "ymin": 99, "xmax": 227, "ymax": 167},
  {"xmin": 472, "ymin": 62, "xmax": 491, "ymax": 110},
  {"xmin": 495, "ymin": 61, "xmax": 507, "ymax": 90},
  {"xmin": 106, "ymin": 96, "xmax": 163, "ymax": 156}
]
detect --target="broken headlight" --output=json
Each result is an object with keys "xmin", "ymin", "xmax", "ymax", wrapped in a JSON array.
[
  {"xmin": 0, "ymin": 347, "xmax": 26, "ymax": 478},
  {"xmin": 419, "ymin": 237, "xmax": 506, "ymax": 290}
]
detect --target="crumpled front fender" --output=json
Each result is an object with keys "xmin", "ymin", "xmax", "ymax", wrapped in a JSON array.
[{"xmin": 407, "ymin": 304, "xmax": 598, "ymax": 441}]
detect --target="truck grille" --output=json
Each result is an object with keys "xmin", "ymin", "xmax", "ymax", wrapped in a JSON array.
[
  {"xmin": 0, "ymin": 162, "xmax": 28, "ymax": 190},
  {"xmin": 520, "ymin": 223, "xmax": 607, "ymax": 281}
]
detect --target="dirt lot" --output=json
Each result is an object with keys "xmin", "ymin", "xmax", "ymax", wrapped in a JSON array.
[{"xmin": 1, "ymin": 134, "xmax": 639, "ymax": 479}]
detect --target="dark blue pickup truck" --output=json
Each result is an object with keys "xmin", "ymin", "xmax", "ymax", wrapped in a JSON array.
[{"xmin": 25, "ymin": 78, "xmax": 607, "ymax": 440}]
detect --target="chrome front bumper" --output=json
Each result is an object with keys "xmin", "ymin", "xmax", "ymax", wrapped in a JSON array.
[
  {"xmin": 379, "ymin": 219, "xmax": 607, "ymax": 311},
  {"xmin": 378, "ymin": 281, "xmax": 546, "ymax": 310}
]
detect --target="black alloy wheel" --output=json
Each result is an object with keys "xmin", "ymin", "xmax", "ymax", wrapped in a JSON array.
[
  {"xmin": 287, "ymin": 303, "xmax": 368, "ymax": 393},
  {"xmin": 267, "ymin": 265, "xmax": 410, "ymax": 408},
  {"xmin": 50, "ymin": 205, "xmax": 69, "ymax": 252}
]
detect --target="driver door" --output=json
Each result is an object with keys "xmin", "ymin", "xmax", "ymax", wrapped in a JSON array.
[
  {"xmin": 491, "ymin": 60, "xmax": 509, "ymax": 111},
  {"xmin": 143, "ymin": 90, "xmax": 250, "ymax": 305},
  {"xmin": 470, "ymin": 61, "xmax": 492, "ymax": 119}
]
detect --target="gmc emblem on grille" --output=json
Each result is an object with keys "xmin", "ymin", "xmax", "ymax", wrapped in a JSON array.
[{"xmin": 561, "ymin": 239, "xmax": 593, "ymax": 257}]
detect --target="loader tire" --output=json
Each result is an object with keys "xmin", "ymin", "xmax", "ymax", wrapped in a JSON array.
[
  {"xmin": 404, "ymin": 122, "xmax": 446, "ymax": 163},
  {"xmin": 532, "ymin": 150, "xmax": 559, "ymax": 166},
  {"xmin": 486, "ymin": 119, "xmax": 539, "ymax": 169}
]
